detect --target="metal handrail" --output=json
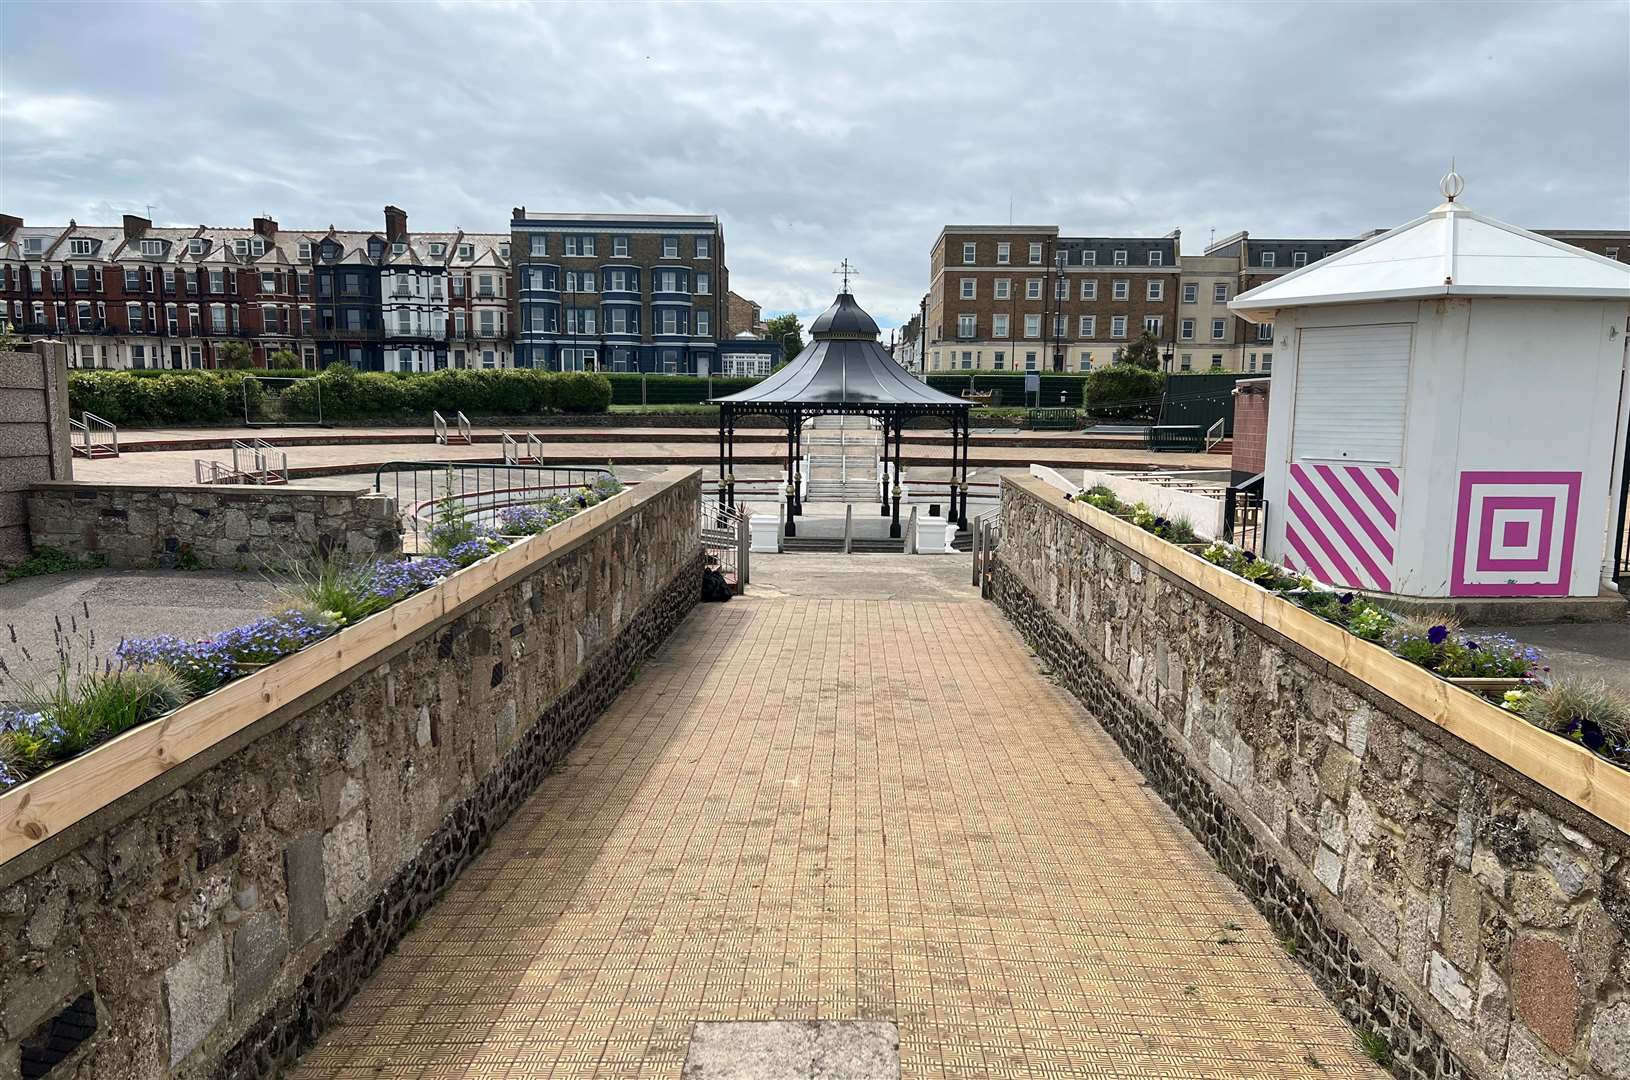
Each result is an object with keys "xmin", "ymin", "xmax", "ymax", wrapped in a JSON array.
[
  {"xmin": 456, "ymin": 411, "xmax": 472, "ymax": 444},
  {"xmin": 1205, "ymin": 417, "xmax": 1226, "ymax": 452},
  {"xmin": 432, "ymin": 411, "xmax": 449, "ymax": 444},
  {"xmin": 69, "ymin": 411, "xmax": 119, "ymax": 458},
  {"xmin": 252, "ymin": 438, "xmax": 288, "ymax": 483},
  {"xmin": 527, "ymin": 432, "xmax": 543, "ymax": 464},
  {"xmin": 501, "ymin": 431, "xmax": 520, "ymax": 464}
]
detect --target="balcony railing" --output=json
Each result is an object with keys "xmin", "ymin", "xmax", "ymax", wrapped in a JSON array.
[{"xmin": 312, "ymin": 326, "xmax": 385, "ymax": 342}]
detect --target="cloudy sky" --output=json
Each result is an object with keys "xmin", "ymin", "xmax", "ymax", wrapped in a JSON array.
[{"xmin": 2, "ymin": 1, "xmax": 1626, "ymax": 331}]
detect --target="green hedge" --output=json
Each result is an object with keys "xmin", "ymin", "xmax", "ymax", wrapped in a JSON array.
[
  {"xmin": 68, "ymin": 368, "xmax": 612, "ymax": 425},
  {"xmin": 603, "ymin": 373, "xmax": 761, "ymax": 405},
  {"xmin": 1083, "ymin": 364, "xmax": 1165, "ymax": 417}
]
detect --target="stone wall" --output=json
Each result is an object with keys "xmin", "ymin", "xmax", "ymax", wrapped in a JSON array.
[
  {"xmin": 0, "ymin": 344, "xmax": 73, "ymax": 564},
  {"xmin": 0, "ymin": 469, "xmax": 703, "ymax": 1080},
  {"xmin": 992, "ymin": 475, "xmax": 1629, "ymax": 1080},
  {"xmin": 26, "ymin": 482, "xmax": 402, "ymax": 569}
]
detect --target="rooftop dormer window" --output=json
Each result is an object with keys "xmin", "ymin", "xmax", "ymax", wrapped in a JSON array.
[
  {"xmin": 141, "ymin": 239, "xmax": 163, "ymax": 256},
  {"xmin": 429, "ymin": 242, "xmax": 446, "ymax": 256},
  {"xmin": 23, "ymin": 237, "xmax": 43, "ymax": 254},
  {"xmin": 1148, "ymin": 251, "xmax": 1163, "ymax": 266},
  {"xmin": 323, "ymin": 242, "xmax": 340, "ymax": 259},
  {"xmin": 234, "ymin": 239, "xmax": 250, "ymax": 256},
  {"xmin": 392, "ymin": 242, "xmax": 406, "ymax": 255},
  {"xmin": 368, "ymin": 239, "xmax": 383, "ymax": 258},
  {"xmin": 457, "ymin": 243, "xmax": 473, "ymax": 259},
  {"xmin": 189, "ymin": 238, "xmax": 207, "ymax": 255},
  {"xmin": 70, "ymin": 239, "xmax": 93, "ymax": 255},
  {"xmin": 1261, "ymin": 251, "xmax": 1277, "ymax": 268},
  {"xmin": 298, "ymin": 241, "xmax": 313, "ymax": 260},
  {"xmin": 498, "ymin": 242, "xmax": 510, "ymax": 258},
  {"xmin": 1292, "ymin": 251, "xmax": 1308, "ymax": 267},
  {"xmin": 251, "ymin": 237, "xmax": 265, "ymax": 256},
  {"xmin": 1113, "ymin": 249, "xmax": 1128, "ymax": 266}
]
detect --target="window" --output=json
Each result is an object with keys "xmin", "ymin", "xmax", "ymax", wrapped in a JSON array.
[
  {"xmin": 428, "ymin": 242, "xmax": 445, "ymax": 257},
  {"xmin": 1261, "ymin": 352, "xmax": 1273, "ymax": 371},
  {"xmin": 166, "ymin": 303, "xmax": 178, "ymax": 334},
  {"xmin": 663, "ymin": 237, "xmax": 678, "ymax": 258},
  {"xmin": 1026, "ymin": 279, "xmax": 1042, "ymax": 300},
  {"xmin": 1079, "ymin": 315, "xmax": 1096, "ymax": 337},
  {"xmin": 1113, "ymin": 249, "xmax": 1128, "ymax": 266},
  {"xmin": 130, "ymin": 345, "xmax": 146, "ymax": 369},
  {"xmin": 696, "ymin": 310, "xmax": 710, "ymax": 335},
  {"xmin": 251, "ymin": 237, "xmax": 265, "ymax": 256},
  {"xmin": 93, "ymin": 265, "xmax": 103, "ymax": 290},
  {"xmin": 1144, "ymin": 316, "xmax": 1162, "ymax": 337},
  {"xmin": 1211, "ymin": 318, "xmax": 1227, "ymax": 340},
  {"xmin": 614, "ymin": 236, "xmax": 629, "ymax": 257},
  {"xmin": 609, "ymin": 269, "xmax": 628, "ymax": 291},
  {"xmin": 1146, "ymin": 280, "xmax": 1163, "ymax": 301},
  {"xmin": 392, "ymin": 242, "xmax": 406, "ymax": 256},
  {"xmin": 995, "ymin": 279, "xmax": 1010, "ymax": 300},
  {"xmin": 498, "ymin": 242, "xmax": 509, "ymax": 259},
  {"xmin": 960, "ymin": 278, "xmax": 975, "ymax": 300},
  {"xmin": 77, "ymin": 301, "xmax": 92, "ymax": 327},
  {"xmin": 1024, "ymin": 351, "xmax": 1038, "ymax": 372},
  {"xmin": 695, "ymin": 237, "xmax": 711, "ymax": 258},
  {"xmin": 211, "ymin": 304, "xmax": 228, "ymax": 332},
  {"xmin": 124, "ymin": 268, "xmax": 141, "ymax": 291},
  {"xmin": 660, "ymin": 309, "xmax": 679, "ymax": 335},
  {"xmin": 957, "ymin": 314, "xmax": 976, "ymax": 338},
  {"xmin": 992, "ymin": 314, "xmax": 1009, "ymax": 337},
  {"xmin": 457, "ymin": 243, "xmax": 473, "ymax": 258},
  {"xmin": 1182, "ymin": 283, "xmax": 1198, "ymax": 304},
  {"xmin": 1292, "ymin": 251, "xmax": 1308, "ymax": 267},
  {"xmin": 74, "ymin": 267, "xmax": 90, "ymax": 290},
  {"xmin": 1052, "ymin": 314, "xmax": 1066, "ymax": 337},
  {"xmin": 1180, "ymin": 318, "xmax": 1195, "ymax": 340},
  {"xmin": 480, "ymin": 310, "xmax": 497, "ymax": 336},
  {"xmin": 1112, "ymin": 280, "xmax": 1129, "ymax": 301},
  {"xmin": 209, "ymin": 270, "xmax": 225, "ymax": 294},
  {"xmin": 1148, "ymin": 250, "xmax": 1163, "ymax": 266},
  {"xmin": 23, "ymin": 237, "xmax": 43, "ymax": 254},
  {"xmin": 261, "ymin": 271, "xmax": 277, "ymax": 293},
  {"xmin": 1081, "ymin": 249, "xmax": 1097, "ymax": 266},
  {"xmin": 141, "ymin": 239, "xmax": 162, "ymax": 256},
  {"xmin": 451, "ymin": 274, "xmax": 466, "ymax": 297},
  {"xmin": 529, "ymin": 235, "xmax": 548, "ymax": 257},
  {"xmin": 580, "ymin": 236, "xmax": 595, "ymax": 257},
  {"xmin": 161, "ymin": 268, "xmax": 175, "ymax": 291},
  {"xmin": 189, "ymin": 238, "xmax": 207, "ymax": 255},
  {"xmin": 1606, "ymin": 247, "xmax": 1620, "ymax": 259},
  {"xmin": 1055, "ymin": 277, "xmax": 1067, "ymax": 300},
  {"xmin": 1214, "ymin": 282, "xmax": 1228, "ymax": 303},
  {"xmin": 299, "ymin": 241, "xmax": 313, "ymax": 260},
  {"xmin": 696, "ymin": 272, "xmax": 710, "ymax": 295},
  {"xmin": 1028, "ymin": 242, "xmax": 1042, "ymax": 265},
  {"xmin": 1023, "ymin": 314, "xmax": 1041, "ymax": 338},
  {"xmin": 996, "ymin": 242, "xmax": 1010, "ymax": 265},
  {"xmin": 992, "ymin": 351, "xmax": 1006, "ymax": 369},
  {"xmin": 1111, "ymin": 315, "xmax": 1127, "ymax": 338},
  {"xmin": 658, "ymin": 270, "xmax": 680, "ymax": 292},
  {"xmin": 70, "ymin": 239, "xmax": 93, "ymax": 256},
  {"xmin": 1180, "ymin": 353, "xmax": 1192, "ymax": 371},
  {"xmin": 962, "ymin": 241, "xmax": 976, "ymax": 264},
  {"xmin": 1261, "ymin": 251, "xmax": 1276, "ymax": 268},
  {"xmin": 609, "ymin": 308, "xmax": 628, "ymax": 334},
  {"xmin": 1257, "ymin": 323, "xmax": 1273, "ymax": 342},
  {"xmin": 1079, "ymin": 280, "xmax": 1097, "ymax": 301},
  {"xmin": 571, "ymin": 271, "xmax": 589, "ymax": 294}
]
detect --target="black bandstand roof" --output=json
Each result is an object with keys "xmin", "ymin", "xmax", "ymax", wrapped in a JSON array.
[{"xmin": 711, "ymin": 292, "xmax": 968, "ymax": 416}]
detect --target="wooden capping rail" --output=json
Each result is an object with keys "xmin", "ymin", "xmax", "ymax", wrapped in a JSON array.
[
  {"xmin": 0, "ymin": 466, "xmax": 701, "ymax": 867},
  {"xmin": 1006, "ymin": 474, "xmax": 1630, "ymax": 838}
]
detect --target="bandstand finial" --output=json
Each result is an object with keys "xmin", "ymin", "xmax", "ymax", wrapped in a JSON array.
[
  {"xmin": 833, "ymin": 259, "xmax": 858, "ymax": 294},
  {"xmin": 1439, "ymin": 159, "xmax": 1465, "ymax": 203}
]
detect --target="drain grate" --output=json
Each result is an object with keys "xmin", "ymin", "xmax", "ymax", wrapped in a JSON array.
[{"xmin": 20, "ymin": 991, "xmax": 97, "ymax": 1079}]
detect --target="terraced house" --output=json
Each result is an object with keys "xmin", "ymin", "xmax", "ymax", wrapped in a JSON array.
[
  {"xmin": 510, "ymin": 209, "xmax": 770, "ymax": 373},
  {"xmin": 0, "ymin": 212, "xmax": 318, "ymax": 370},
  {"xmin": 925, "ymin": 226, "xmax": 1183, "ymax": 374}
]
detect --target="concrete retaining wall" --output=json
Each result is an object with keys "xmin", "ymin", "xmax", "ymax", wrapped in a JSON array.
[
  {"xmin": 993, "ymin": 474, "xmax": 1629, "ymax": 1080},
  {"xmin": 0, "ymin": 468, "xmax": 703, "ymax": 1080},
  {"xmin": 26, "ymin": 483, "xmax": 402, "ymax": 570},
  {"xmin": 0, "ymin": 345, "xmax": 73, "ymax": 564}
]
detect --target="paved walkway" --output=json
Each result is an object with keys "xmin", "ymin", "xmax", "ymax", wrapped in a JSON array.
[{"xmin": 295, "ymin": 562, "xmax": 1378, "ymax": 1078}]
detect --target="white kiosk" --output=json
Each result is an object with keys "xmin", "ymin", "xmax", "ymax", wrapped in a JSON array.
[{"xmin": 1231, "ymin": 173, "xmax": 1630, "ymax": 601}]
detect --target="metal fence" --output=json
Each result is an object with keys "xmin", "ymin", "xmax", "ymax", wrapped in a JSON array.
[
  {"xmin": 1223, "ymin": 473, "xmax": 1266, "ymax": 554},
  {"xmin": 701, "ymin": 500, "xmax": 749, "ymax": 592},
  {"xmin": 374, "ymin": 461, "xmax": 612, "ymax": 554}
]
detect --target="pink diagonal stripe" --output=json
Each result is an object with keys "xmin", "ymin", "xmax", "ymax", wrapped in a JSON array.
[
  {"xmin": 1284, "ymin": 521, "xmax": 1338, "ymax": 587},
  {"xmin": 1294, "ymin": 473, "xmax": 1388, "ymax": 590},
  {"xmin": 1378, "ymin": 467, "xmax": 1400, "ymax": 495},
  {"xmin": 1286, "ymin": 487, "xmax": 1364, "ymax": 589},
  {"xmin": 1314, "ymin": 463, "xmax": 1395, "ymax": 558},
  {"xmin": 1346, "ymin": 466, "xmax": 1398, "ymax": 530}
]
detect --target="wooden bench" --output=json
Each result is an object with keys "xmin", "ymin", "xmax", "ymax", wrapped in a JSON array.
[{"xmin": 1026, "ymin": 408, "xmax": 1079, "ymax": 430}]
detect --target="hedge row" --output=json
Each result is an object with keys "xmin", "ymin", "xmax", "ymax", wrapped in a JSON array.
[{"xmin": 67, "ymin": 367, "xmax": 612, "ymax": 426}]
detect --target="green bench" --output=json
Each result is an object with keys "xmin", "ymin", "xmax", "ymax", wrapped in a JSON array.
[{"xmin": 1026, "ymin": 408, "xmax": 1079, "ymax": 430}]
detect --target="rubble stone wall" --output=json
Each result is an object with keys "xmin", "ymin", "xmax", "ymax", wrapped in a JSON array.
[
  {"xmin": 993, "ymin": 475, "xmax": 1629, "ymax": 1080},
  {"xmin": 0, "ymin": 470, "xmax": 702, "ymax": 1080}
]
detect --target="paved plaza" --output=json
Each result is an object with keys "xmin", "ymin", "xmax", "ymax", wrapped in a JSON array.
[{"xmin": 293, "ymin": 557, "xmax": 1380, "ymax": 1079}]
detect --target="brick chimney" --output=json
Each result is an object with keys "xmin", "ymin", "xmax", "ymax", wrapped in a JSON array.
[
  {"xmin": 253, "ymin": 216, "xmax": 279, "ymax": 238},
  {"xmin": 0, "ymin": 214, "xmax": 21, "ymax": 240},
  {"xmin": 122, "ymin": 213, "xmax": 151, "ymax": 239},
  {"xmin": 384, "ymin": 205, "xmax": 408, "ymax": 242}
]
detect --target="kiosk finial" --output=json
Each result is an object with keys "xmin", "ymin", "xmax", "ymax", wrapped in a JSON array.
[{"xmin": 1439, "ymin": 159, "xmax": 1465, "ymax": 203}]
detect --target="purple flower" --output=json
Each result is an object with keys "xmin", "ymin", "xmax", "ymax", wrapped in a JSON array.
[
  {"xmin": 1465, "ymin": 640, "xmax": 1480, "ymax": 651},
  {"xmin": 1338, "ymin": 593, "xmax": 1353, "ymax": 606},
  {"xmin": 1580, "ymin": 721, "xmax": 1606, "ymax": 751},
  {"xmin": 1426, "ymin": 625, "xmax": 1450, "ymax": 645},
  {"xmin": 115, "ymin": 633, "xmax": 236, "ymax": 692}
]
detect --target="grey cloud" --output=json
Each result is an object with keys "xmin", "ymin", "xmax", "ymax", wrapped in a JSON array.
[{"xmin": 1, "ymin": 0, "xmax": 1624, "ymax": 330}]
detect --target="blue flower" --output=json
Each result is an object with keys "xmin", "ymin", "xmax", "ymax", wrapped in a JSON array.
[
  {"xmin": 1427, "ymin": 625, "xmax": 1450, "ymax": 645},
  {"xmin": 1580, "ymin": 720, "xmax": 1606, "ymax": 751},
  {"xmin": 1338, "ymin": 593, "xmax": 1353, "ymax": 606}
]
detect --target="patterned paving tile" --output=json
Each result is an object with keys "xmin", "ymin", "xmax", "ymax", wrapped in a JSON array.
[{"xmin": 293, "ymin": 595, "xmax": 1382, "ymax": 1079}]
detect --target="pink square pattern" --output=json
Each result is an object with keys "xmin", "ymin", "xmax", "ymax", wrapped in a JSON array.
[{"xmin": 1451, "ymin": 471, "xmax": 1582, "ymax": 596}]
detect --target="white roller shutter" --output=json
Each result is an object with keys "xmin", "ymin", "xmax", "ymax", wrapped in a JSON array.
[{"xmin": 1291, "ymin": 324, "xmax": 1412, "ymax": 465}]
